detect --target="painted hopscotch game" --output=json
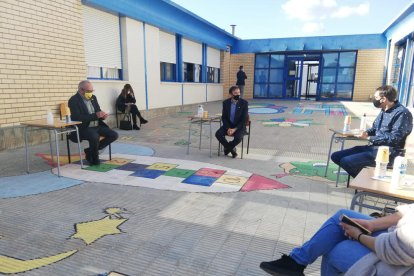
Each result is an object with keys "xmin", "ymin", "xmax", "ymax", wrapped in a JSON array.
[{"xmin": 54, "ymin": 154, "xmax": 289, "ymax": 193}]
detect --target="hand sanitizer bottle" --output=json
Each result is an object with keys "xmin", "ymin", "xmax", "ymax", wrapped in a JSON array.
[
  {"xmin": 46, "ymin": 109, "xmax": 54, "ymax": 125},
  {"xmin": 197, "ymin": 104, "xmax": 204, "ymax": 117},
  {"xmin": 360, "ymin": 113, "xmax": 367, "ymax": 131},
  {"xmin": 391, "ymin": 156, "xmax": 407, "ymax": 188}
]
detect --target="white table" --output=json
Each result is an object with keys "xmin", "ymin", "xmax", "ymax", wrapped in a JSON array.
[{"xmin": 22, "ymin": 119, "xmax": 84, "ymax": 177}]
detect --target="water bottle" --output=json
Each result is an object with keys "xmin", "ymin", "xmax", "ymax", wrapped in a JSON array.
[
  {"xmin": 360, "ymin": 113, "xmax": 367, "ymax": 131},
  {"xmin": 197, "ymin": 104, "xmax": 204, "ymax": 117},
  {"xmin": 391, "ymin": 156, "xmax": 407, "ymax": 188},
  {"xmin": 46, "ymin": 109, "xmax": 54, "ymax": 125}
]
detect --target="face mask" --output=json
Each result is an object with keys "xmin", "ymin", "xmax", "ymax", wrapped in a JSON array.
[
  {"xmin": 372, "ymin": 98, "xmax": 382, "ymax": 108},
  {"xmin": 84, "ymin": 92, "xmax": 93, "ymax": 100},
  {"xmin": 233, "ymin": 95, "xmax": 240, "ymax": 101}
]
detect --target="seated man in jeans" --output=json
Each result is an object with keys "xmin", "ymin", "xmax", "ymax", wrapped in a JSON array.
[
  {"xmin": 331, "ymin": 85, "xmax": 412, "ymax": 178},
  {"xmin": 69, "ymin": 80, "xmax": 118, "ymax": 165}
]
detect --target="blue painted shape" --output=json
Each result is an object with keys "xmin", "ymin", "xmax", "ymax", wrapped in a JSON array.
[
  {"xmin": 130, "ymin": 169, "xmax": 165, "ymax": 179},
  {"xmin": 0, "ymin": 172, "xmax": 82, "ymax": 199},
  {"xmin": 182, "ymin": 175, "xmax": 216, "ymax": 187},
  {"xmin": 116, "ymin": 163, "xmax": 148, "ymax": 172},
  {"xmin": 82, "ymin": 0, "xmax": 237, "ymax": 50},
  {"xmin": 101, "ymin": 143, "xmax": 154, "ymax": 156},
  {"xmin": 234, "ymin": 34, "xmax": 386, "ymax": 53}
]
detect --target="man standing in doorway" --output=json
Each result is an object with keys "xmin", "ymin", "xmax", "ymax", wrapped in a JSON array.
[{"xmin": 236, "ymin": 65, "xmax": 247, "ymax": 98}]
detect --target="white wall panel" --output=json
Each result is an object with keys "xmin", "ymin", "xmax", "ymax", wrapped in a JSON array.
[
  {"xmin": 145, "ymin": 24, "xmax": 163, "ymax": 109},
  {"xmin": 207, "ymin": 84, "xmax": 224, "ymax": 101},
  {"xmin": 183, "ymin": 38, "xmax": 202, "ymax": 64},
  {"xmin": 207, "ymin": 47, "xmax": 220, "ymax": 68},
  {"xmin": 183, "ymin": 84, "xmax": 206, "ymax": 104},
  {"xmin": 83, "ymin": 6, "xmax": 122, "ymax": 68},
  {"xmin": 159, "ymin": 31, "xmax": 176, "ymax": 64}
]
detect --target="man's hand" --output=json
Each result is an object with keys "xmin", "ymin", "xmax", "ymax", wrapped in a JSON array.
[
  {"xmin": 355, "ymin": 131, "xmax": 369, "ymax": 139},
  {"xmin": 96, "ymin": 111, "xmax": 108, "ymax": 119},
  {"xmin": 227, "ymin": 128, "xmax": 236, "ymax": 136}
]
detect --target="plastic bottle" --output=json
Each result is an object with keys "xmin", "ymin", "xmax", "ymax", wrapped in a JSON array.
[
  {"xmin": 46, "ymin": 109, "xmax": 54, "ymax": 125},
  {"xmin": 391, "ymin": 156, "xmax": 407, "ymax": 188},
  {"xmin": 197, "ymin": 104, "xmax": 204, "ymax": 117},
  {"xmin": 343, "ymin": 115, "xmax": 351, "ymax": 132},
  {"xmin": 360, "ymin": 113, "xmax": 367, "ymax": 131}
]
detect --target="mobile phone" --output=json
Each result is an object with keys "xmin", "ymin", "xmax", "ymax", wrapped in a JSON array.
[{"xmin": 339, "ymin": 214, "xmax": 372, "ymax": 235}]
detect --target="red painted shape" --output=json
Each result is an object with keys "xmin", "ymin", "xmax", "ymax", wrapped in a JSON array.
[{"xmin": 241, "ymin": 174, "xmax": 290, "ymax": 192}]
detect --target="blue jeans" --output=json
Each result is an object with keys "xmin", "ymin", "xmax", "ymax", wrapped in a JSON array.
[
  {"xmin": 290, "ymin": 209, "xmax": 387, "ymax": 275},
  {"xmin": 331, "ymin": 145, "xmax": 377, "ymax": 177}
]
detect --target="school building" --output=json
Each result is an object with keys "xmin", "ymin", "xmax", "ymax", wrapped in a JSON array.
[{"xmin": 0, "ymin": 0, "xmax": 413, "ymax": 150}]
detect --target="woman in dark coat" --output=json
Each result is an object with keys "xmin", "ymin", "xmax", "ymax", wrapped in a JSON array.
[{"xmin": 116, "ymin": 84, "xmax": 148, "ymax": 130}]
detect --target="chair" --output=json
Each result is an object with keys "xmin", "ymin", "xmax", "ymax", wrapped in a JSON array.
[
  {"xmin": 115, "ymin": 103, "xmax": 134, "ymax": 129},
  {"xmin": 218, "ymin": 114, "xmax": 251, "ymax": 159},
  {"xmin": 60, "ymin": 103, "xmax": 111, "ymax": 163}
]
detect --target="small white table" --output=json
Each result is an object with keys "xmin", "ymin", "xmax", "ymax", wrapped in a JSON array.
[
  {"xmin": 186, "ymin": 115, "xmax": 221, "ymax": 157},
  {"xmin": 349, "ymin": 168, "xmax": 414, "ymax": 212},
  {"xmin": 21, "ymin": 119, "xmax": 84, "ymax": 177}
]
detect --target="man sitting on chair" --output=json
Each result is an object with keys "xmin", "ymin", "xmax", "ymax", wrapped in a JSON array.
[
  {"xmin": 68, "ymin": 80, "xmax": 118, "ymax": 165},
  {"xmin": 331, "ymin": 85, "xmax": 412, "ymax": 178},
  {"xmin": 215, "ymin": 85, "xmax": 248, "ymax": 159}
]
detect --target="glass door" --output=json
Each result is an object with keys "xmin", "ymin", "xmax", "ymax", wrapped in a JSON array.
[{"xmin": 285, "ymin": 57, "xmax": 303, "ymax": 99}]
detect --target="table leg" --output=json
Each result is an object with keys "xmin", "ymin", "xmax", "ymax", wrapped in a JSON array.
[
  {"xmin": 199, "ymin": 119, "xmax": 202, "ymax": 150},
  {"xmin": 75, "ymin": 126, "xmax": 83, "ymax": 168},
  {"xmin": 48, "ymin": 129, "xmax": 54, "ymax": 171},
  {"xmin": 335, "ymin": 139, "xmax": 346, "ymax": 187},
  {"xmin": 325, "ymin": 132, "xmax": 336, "ymax": 177},
  {"xmin": 187, "ymin": 121, "xmax": 192, "ymax": 155},
  {"xmin": 209, "ymin": 120, "xmax": 212, "ymax": 157},
  {"xmin": 24, "ymin": 126, "xmax": 29, "ymax": 174},
  {"xmin": 54, "ymin": 129, "xmax": 61, "ymax": 177}
]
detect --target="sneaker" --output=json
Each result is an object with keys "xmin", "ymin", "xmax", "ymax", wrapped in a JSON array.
[
  {"xmin": 133, "ymin": 124, "xmax": 140, "ymax": 130},
  {"xmin": 230, "ymin": 148, "xmax": 238, "ymax": 159},
  {"xmin": 140, "ymin": 118, "xmax": 148, "ymax": 124},
  {"xmin": 260, "ymin": 254, "xmax": 306, "ymax": 276}
]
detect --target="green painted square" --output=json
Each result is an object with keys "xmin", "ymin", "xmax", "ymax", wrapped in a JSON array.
[
  {"xmin": 83, "ymin": 163, "xmax": 119, "ymax": 172},
  {"xmin": 164, "ymin": 168, "xmax": 196, "ymax": 178}
]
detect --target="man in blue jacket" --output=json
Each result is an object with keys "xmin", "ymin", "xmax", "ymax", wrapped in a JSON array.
[
  {"xmin": 215, "ymin": 86, "xmax": 249, "ymax": 158},
  {"xmin": 331, "ymin": 85, "xmax": 412, "ymax": 178}
]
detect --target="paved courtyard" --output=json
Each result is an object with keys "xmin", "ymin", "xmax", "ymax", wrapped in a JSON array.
[{"xmin": 0, "ymin": 99, "xmax": 386, "ymax": 275}]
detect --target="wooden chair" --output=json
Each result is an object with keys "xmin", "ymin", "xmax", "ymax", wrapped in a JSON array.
[
  {"xmin": 218, "ymin": 114, "xmax": 251, "ymax": 159},
  {"xmin": 60, "ymin": 102, "xmax": 112, "ymax": 163}
]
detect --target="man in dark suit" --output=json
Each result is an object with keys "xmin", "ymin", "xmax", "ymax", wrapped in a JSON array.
[
  {"xmin": 215, "ymin": 85, "xmax": 249, "ymax": 158},
  {"xmin": 68, "ymin": 80, "xmax": 118, "ymax": 165}
]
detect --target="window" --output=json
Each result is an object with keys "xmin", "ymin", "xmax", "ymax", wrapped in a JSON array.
[
  {"xmin": 254, "ymin": 54, "xmax": 284, "ymax": 98},
  {"xmin": 183, "ymin": 63, "xmax": 202, "ymax": 82},
  {"xmin": 160, "ymin": 62, "xmax": 176, "ymax": 82},
  {"xmin": 207, "ymin": 67, "xmax": 220, "ymax": 83},
  {"xmin": 83, "ymin": 6, "xmax": 123, "ymax": 80}
]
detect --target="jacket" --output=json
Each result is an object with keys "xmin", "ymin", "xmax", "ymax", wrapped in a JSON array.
[{"xmin": 221, "ymin": 98, "xmax": 248, "ymax": 132}]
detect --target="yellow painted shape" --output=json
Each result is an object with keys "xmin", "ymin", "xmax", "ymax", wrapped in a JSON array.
[
  {"xmin": 104, "ymin": 158, "xmax": 133, "ymax": 166},
  {"xmin": 215, "ymin": 175, "xmax": 248, "ymax": 186},
  {"xmin": 279, "ymin": 122, "xmax": 292, "ymax": 127},
  {"xmin": 146, "ymin": 163, "xmax": 177, "ymax": 171},
  {"xmin": 0, "ymin": 250, "xmax": 77, "ymax": 274},
  {"xmin": 39, "ymin": 154, "xmax": 82, "ymax": 165},
  {"xmin": 71, "ymin": 216, "xmax": 127, "ymax": 245}
]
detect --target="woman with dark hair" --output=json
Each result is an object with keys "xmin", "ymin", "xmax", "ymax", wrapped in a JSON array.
[{"xmin": 116, "ymin": 84, "xmax": 148, "ymax": 130}]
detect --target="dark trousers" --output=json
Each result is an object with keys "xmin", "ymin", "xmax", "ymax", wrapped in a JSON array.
[
  {"xmin": 78, "ymin": 126, "xmax": 118, "ymax": 158},
  {"xmin": 215, "ymin": 126, "xmax": 244, "ymax": 150},
  {"xmin": 130, "ymin": 105, "xmax": 143, "ymax": 125}
]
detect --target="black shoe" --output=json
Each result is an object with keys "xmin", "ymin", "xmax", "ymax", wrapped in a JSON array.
[
  {"xmin": 230, "ymin": 148, "xmax": 238, "ymax": 159},
  {"xmin": 260, "ymin": 254, "xmax": 306, "ymax": 276},
  {"xmin": 84, "ymin": 148, "xmax": 94, "ymax": 165},
  {"xmin": 92, "ymin": 158, "xmax": 101, "ymax": 166},
  {"xmin": 224, "ymin": 148, "xmax": 230, "ymax": 156},
  {"xmin": 140, "ymin": 118, "xmax": 148, "ymax": 124},
  {"xmin": 133, "ymin": 124, "xmax": 140, "ymax": 130}
]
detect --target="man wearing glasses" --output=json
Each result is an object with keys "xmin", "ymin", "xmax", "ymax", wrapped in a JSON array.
[
  {"xmin": 331, "ymin": 85, "xmax": 412, "ymax": 179},
  {"xmin": 68, "ymin": 80, "xmax": 118, "ymax": 165}
]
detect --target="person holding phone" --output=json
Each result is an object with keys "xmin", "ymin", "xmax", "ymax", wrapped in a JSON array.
[
  {"xmin": 260, "ymin": 204, "xmax": 414, "ymax": 276},
  {"xmin": 116, "ymin": 84, "xmax": 148, "ymax": 130}
]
